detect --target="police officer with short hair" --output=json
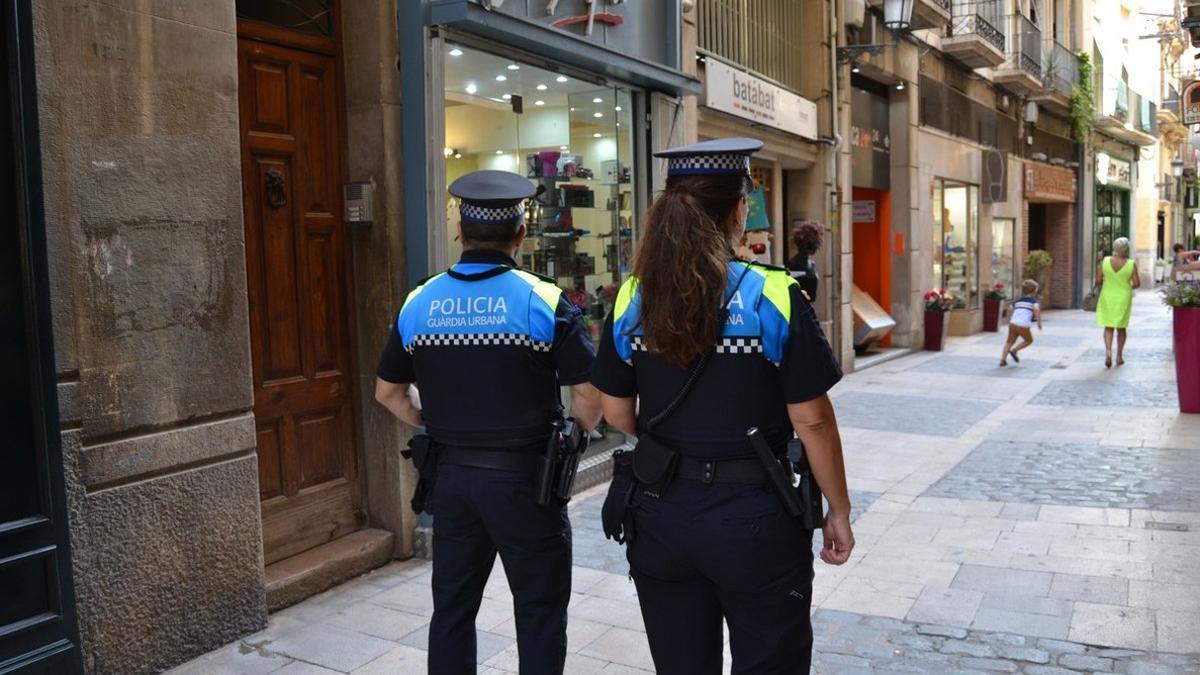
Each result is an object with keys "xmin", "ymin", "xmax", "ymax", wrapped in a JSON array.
[
  {"xmin": 594, "ymin": 138, "xmax": 854, "ymax": 674},
  {"xmin": 375, "ymin": 170, "xmax": 602, "ymax": 675}
]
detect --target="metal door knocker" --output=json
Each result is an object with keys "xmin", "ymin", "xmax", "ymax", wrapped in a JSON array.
[{"xmin": 265, "ymin": 168, "xmax": 287, "ymax": 209}]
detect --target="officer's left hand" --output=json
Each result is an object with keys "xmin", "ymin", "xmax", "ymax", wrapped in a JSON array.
[{"xmin": 820, "ymin": 512, "xmax": 854, "ymax": 565}]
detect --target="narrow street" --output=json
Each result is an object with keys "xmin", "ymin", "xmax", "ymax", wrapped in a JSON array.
[{"xmin": 171, "ymin": 292, "xmax": 1200, "ymax": 675}]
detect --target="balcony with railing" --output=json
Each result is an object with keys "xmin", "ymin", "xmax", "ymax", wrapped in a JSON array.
[
  {"xmin": 697, "ymin": 0, "xmax": 805, "ymax": 93},
  {"xmin": 1030, "ymin": 38, "xmax": 1078, "ymax": 114},
  {"xmin": 1095, "ymin": 72, "xmax": 1156, "ymax": 146},
  {"xmin": 995, "ymin": 14, "xmax": 1043, "ymax": 95},
  {"xmin": 942, "ymin": 1, "xmax": 1006, "ymax": 68}
]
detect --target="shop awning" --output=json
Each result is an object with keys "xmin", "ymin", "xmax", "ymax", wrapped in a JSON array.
[{"xmin": 427, "ymin": 0, "xmax": 702, "ymax": 97}]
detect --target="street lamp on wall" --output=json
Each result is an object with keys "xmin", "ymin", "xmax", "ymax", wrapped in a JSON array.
[
  {"xmin": 837, "ymin": 0, "xmax": 916, "ymax": 64},
  {"xmin": 1172, "ymin": 157, "xmax": 1185, "ymax": 177}
]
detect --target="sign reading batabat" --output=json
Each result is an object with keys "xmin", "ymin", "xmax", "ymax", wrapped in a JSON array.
[{"xmin": 704, "ymin": 59, "xmax": 818, "ymax": 140}]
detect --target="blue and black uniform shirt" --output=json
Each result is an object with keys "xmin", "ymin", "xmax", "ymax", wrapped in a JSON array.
[
  {"xmin": 376, "ymin": 249, "xmax": 595, "ymax": 447},
  {"xmin": 591, "ymin": 259, "xmax": 842, "ymax": 457}
]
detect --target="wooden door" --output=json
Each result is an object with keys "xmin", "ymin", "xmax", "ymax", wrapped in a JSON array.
[
  {"xmin": 237, "ymin": 36, "xmax": 361, "ymax": 564},
  {"xmin": 0, "ymin": 2, "xmax": 82, "ymax": 671}
]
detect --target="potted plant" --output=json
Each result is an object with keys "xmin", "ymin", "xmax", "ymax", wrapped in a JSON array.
[
  {"xmin": 923, "ymin": 288, "xmax": 953, "ymax": 351},
  {"xmin": 1024, "ymin": 249, "xmax": 1053, "ymax": 305},
  {"xmin": 1162, "ymin": 280, "xmax": 1200, "ymax": 413},
  {"xmin": 983, "ymin": 282, "xmax": 1007, "ymax": 332}
]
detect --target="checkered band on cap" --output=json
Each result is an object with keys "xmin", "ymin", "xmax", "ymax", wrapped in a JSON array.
[
  {"xmin": 667, "ymin": 154, "xmax": 751, "ymax": 177},
  {"xmin": 459, "ymin": 201, "xmax": 526, "ymax": 225},
  {"xmin": 408, "ymin": 332, "xmax": 551, "ymax": 353}
]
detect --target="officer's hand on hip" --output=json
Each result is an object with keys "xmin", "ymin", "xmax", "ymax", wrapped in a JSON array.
[{"xmin": 820, "ymin": 512, "xmax": 854, "ymax": 566}]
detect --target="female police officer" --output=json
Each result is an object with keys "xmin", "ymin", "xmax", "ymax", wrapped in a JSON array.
[{"xmin": 592, "ymin": 138, "xmax": 854, "ymax": 674}]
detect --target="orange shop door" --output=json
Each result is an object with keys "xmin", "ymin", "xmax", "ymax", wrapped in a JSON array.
[{"xmin": 851, "ymin": 188, "xmax": 892, "ymax": 346}]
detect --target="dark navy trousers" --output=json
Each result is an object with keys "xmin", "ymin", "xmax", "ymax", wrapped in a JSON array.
[
  {"xmin": 429, "ymin": 464, "xmax": 572, "ymax": 675},
  {"xmin": 627, "ymin": 479, "xmax": 815, "ymax": 675}
]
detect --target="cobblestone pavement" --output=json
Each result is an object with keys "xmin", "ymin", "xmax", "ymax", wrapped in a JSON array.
[
  {"xmin": 926, "ymin": 441, "xmax": 1200, "ymax": 511},
  {"xmin": 1082, "ymin": 347, "xmax": 1178, "ymax": 363},
  {"xmin": 171, "ymin": 291, "xmax": 1200, "ymax": 674}
]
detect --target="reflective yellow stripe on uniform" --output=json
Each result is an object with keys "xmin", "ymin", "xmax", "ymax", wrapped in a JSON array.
[
  {"xmin": 511, "ymin": 270, "xmax": 564, "ymax": 311},
  {"xmin": 400, "ymin": 272, "xmax": 447, "ymax": 312},
  {"xmin": 614, "ymin": 276, "xmax": 640, "ymax": 321},
  {"xmin": 746, "ymin": 265, "xmax": 795, "ymax": 323}
]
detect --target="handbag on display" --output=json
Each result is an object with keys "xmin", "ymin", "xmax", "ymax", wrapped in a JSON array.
[{"xmin": 1083, "ymin": 284, "xmax": 1101, "ymax": 312}]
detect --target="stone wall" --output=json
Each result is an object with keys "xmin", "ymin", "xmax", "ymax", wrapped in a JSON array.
[
  {"xmin": 33, "ymin": 2, "xmax": 266, "ymax": 672},
  {"xmin": 341, "ymin": 0, "xmax": 419, "ymax": 557},
  {"xmin": 1045, "ymin": 203, "xmax": 1077, "ymax": 309}
]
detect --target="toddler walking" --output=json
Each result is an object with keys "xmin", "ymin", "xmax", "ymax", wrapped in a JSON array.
[{"xmin": 1001, "ymin": 279, "xmax": 1042, "ymax": 366}]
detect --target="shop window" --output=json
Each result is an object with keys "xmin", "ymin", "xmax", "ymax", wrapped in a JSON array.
[
  {"xmin": 991, "ymin": 218, "xmax": 1016, "ymax": 292},
  {"xmin": 442, "ymin": 43, "xmax": 638, "ymax": 344},
  {"xmin": 932, "ymin": 180, "xmax": 980, "ymax": 308}
]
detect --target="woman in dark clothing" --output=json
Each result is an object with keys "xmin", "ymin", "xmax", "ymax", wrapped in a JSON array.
[
  {"xmin": 592, "ymin": 138, "xmax": 853, "ymax": 674},
  {"xmin": 787, "ymin": 220, "xmax": 823, "ymax": 301}
]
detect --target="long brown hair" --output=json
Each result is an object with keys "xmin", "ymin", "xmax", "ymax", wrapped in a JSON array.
[{"xmin": 632, "ymin": 173, "xmax": 750, "ymax": 367}]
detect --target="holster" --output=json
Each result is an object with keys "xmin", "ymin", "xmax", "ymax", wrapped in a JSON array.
[
  {"xmin": 601, "ymin": 449, "xmax": 637, "ymax": 544},
  {"xmin": 535, "ymin": 418, "xmax": 589, "ymax": 507},
  {"xmin": 631, "ymin": 433, "xmax": 678, "ymax": 499},
  {"xmin": 788, "ymin": 439, "xmax": 826, "ymax": 530},
  {"xmin": 402, "ymin": 435, "xmax": 437, "ymax": 514},
  {"xmin": 747, "ymin": 428, "xmax": 804, "ymax": 518}
]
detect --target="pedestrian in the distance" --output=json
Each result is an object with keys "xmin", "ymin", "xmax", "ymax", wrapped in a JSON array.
[
  {"xmin": 374, "ymin": 170, "xmax": 602, "ymax": 675},
  {"xmin": 787, "ymin": 220, "xmax": 823, "ymax": 302},
  {"xmin": 1095, "ymin": 236, "xmax": 1139, "ymax": 368},
  {"xmin": 1171, "ymin": 242, "xmax": 1200, "ymax": 281},
  {"xmin": 1000, "ymin": 279, "xmax": 1042, "ymax": 367},
  {"xmin": 591, "ymin": 138, "xmax": 854, "ymax": 674}
]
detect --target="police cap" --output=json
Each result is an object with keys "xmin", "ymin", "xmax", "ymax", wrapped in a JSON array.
[
  {"xmin": 654, "ymin": 137, "xmax": 763, "ymax": 177},
  {"xmin": 449, "ymin": 170, "xmax": 537, "ymax": 225}
]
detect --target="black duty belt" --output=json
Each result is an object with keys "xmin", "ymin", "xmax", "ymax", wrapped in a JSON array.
[
  {"xmin": 438, "ymin": 446, "xmax": 541, "ymax": 473},
  {"xmin": 673, "ymin": 455, "xmax": 770, "ymax": 484}
]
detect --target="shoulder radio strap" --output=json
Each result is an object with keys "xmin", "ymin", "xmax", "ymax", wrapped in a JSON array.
[{"xmin": 642, "ymin": 262, "xmax": 754, "ymax": 432}]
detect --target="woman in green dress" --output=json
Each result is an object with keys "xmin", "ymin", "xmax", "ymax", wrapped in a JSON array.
[{"xmin": 1095, "ymin": 236, "xmax": 1139, "ymax": 368}]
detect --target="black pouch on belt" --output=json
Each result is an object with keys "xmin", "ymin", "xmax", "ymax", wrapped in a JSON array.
[
  {"xmin": 632, "ymin": 434, "xmax": 678, "ymax": 498},
  {"xmin": 601, "ymin": 449, "xmax": 637, "ymax": 544},
  {"xmin": 402, "ymin": 435, "xmax": 436, "ymax": 514},
  {"xmin": 788, "ymin": 439, "xmax": 826, "ymax": 530}
]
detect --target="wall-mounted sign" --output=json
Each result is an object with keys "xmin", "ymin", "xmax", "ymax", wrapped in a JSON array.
[
  {"xmin": 982, "ymin": 150, "xmax": 1008, "ymax": 204},
  {"xmin": 1184, "ymin": 80, "xmax": 1200, "ymax": 126},
  {"xmin": 1025, "ymin": 163, "xmax": 1077, "ymax": 203},
  {"xmin": 1096, "ymin": 152, "xmax": 1132, "ymax": 189},
  {"xmin": 704, "ymin": 58, "xmax": 818, "ymax": 140},
  {"xmin": 852, "ymin": 200, "xmax": 876, "ymax": 223},
  {"xmin": 850, "ymin": 87, "xmax": 891, "ymax": 190}
]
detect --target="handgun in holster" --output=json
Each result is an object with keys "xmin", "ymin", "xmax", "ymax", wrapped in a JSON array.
[
  {"xmin": 402, "ymin": 434, "xmax": 436, "ymax": 514},
  {"xmin": 535, "ymin": 418, "xmax": 589, "ymax": 507},
  {"xmin": 788, "ymin": 439, "xmax": 826, "ymax": 530},
  {"xmin": 747, "ymin": 427, "xmax": 804, "ymax": 518}
]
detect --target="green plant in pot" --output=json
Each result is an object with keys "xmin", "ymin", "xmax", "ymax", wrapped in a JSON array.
[{"xmin": 1024, "ymin": 250, "xmax": 1053, "ymax": 298}]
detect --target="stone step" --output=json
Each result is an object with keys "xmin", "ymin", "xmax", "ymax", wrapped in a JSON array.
[{"xmin": 265, "ymin": 528, "xmax": 394, "ymax": 611}]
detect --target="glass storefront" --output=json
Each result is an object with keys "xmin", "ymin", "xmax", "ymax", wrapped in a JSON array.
[
  {"xmin": 1094, "ymin": 186, "xmax": 1129, "ymax": 266},
  {"xmin": 991, "ymin": 217, "xmax": 1015, "ymax": 292},
  {"xmin": 932, "ymin": 179, "xmax": 980, "ymax": 308},
  {"xmin": 442, "ymin": 42, "xmax": 638, "ymax": 345}
]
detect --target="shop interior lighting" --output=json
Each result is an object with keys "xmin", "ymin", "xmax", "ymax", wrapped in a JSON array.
[
  {"xmin": 449, "ymin": 48, "xmax": 463, "ymax": 56},
  {"xmin": 592, "ymin": 132, "xmax": 602, "ymax": 138},
  {"xmin": 560, "ymin": 145, "xmax": 569, "ymax": 150},
  {"xmin": 465, "ymin": 83, "xmax": 477, "ymax": 94},
  {"xmin": 537, "ymin": 84, "xmax": 548, "ymax": 91},
  {"xmin": 556, "ymin": 75, "xmax": 569, "ymax": 83},
  {"xmin": 895, "ymin": 81, "xmax": 905, "ymax": 90},
  {"xmin": 502, "ymin": 94, "xmax": 512, "ymax": 100},
  {"xmin": 593, "ymin": 112, "xmax": 603, "ymax": 118},
  {"xmin": 443, "ymin": 147, "xmax": 454, "ymax": 157},
  {"xmin": 592, "ymin": 97, "xmax": 603, "ymax": 103},
  {"xmin": 615, "ymin": 106, "xmax": 622, "ymax": 111},
  {"xmin": 851, "ymin": 62, "xmax": 861, "ymax": 73},
  {"xmin": 507, "ymin": 64, "xmax": 520, "ymax": 70},
  {"xmin": 535, "ymin": 100, "xmax": 545, "ymax": 106},
  {"xmin": 454, "ymin": 152, "xmax": 462, "ymax": 159},
  {"xmin": 495, "ymin": 74, "xmax": 507, "ymax": 82},
  {"xmin": 569, "ymin": 107, "xmax": 576, "ymax": 111},
  {"xmin": 495, "ymin": 150, "xmax": 504, "ymax": 155}
]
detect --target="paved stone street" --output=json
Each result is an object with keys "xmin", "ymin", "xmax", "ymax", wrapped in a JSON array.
[{"xmin": 171, "ymin": 291, "xmax": 1200, "ymax": 674}]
